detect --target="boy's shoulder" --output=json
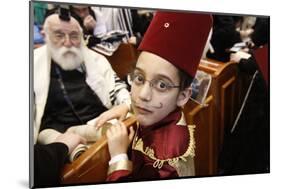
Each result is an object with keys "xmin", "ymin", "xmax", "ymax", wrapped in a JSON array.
[{"xmin": 152, "ymin": 123, "xmax": 191, "ymax": 159}]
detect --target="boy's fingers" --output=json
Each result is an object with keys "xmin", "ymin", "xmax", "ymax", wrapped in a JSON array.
[{"xmin": 119, "ymin": 122, "xmax": 128, "ymax": 134}]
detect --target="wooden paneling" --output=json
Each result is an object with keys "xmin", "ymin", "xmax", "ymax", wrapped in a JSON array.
[
  {"xmin": 199, "ymin": 60, "xmax": 239, "ymax": 150},
  {"xmin": 183, "ymin": 96, "xmax": 215, "ymax": 176},
  {"xmin": 183, "ymin": 59, "xmax": 248, "ymax": 176},
  {"xmin": 105, "ymin": 43, "xmax": 138, "ymax": 80}
]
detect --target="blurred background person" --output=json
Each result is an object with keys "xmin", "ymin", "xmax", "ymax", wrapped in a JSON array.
[
  {"xmin": 219, "ymin": 16, "xmax": 269, "ymax": 175},
  {"xmin": 207, "ymin": 15, "xmax": 254, "ymax": 62},
  {"xmin": 93, "ymin": 7, "xmax": 153, "ymax": 46},
  {"xmin": 70, "ymin": 5, "xmax": 106, "ymax": 38}
]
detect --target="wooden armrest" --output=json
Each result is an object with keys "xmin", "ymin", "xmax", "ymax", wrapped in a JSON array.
[{"xmin": 61, "ymin": 116, "xmax": 137, "ymax": 185}]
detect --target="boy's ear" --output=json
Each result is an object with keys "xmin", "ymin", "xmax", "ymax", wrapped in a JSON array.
[{"xmin": 176, "ymin": 87, "xmax": 192, "ymax": 107}]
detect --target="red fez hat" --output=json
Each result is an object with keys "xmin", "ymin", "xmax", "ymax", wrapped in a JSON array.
[{"xmin": 138, "ymin": 11, "xmax": 213, "ymax": 77}]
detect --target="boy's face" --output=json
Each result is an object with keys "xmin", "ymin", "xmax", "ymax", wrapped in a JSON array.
[{"xmin": 131, "ymin": 51, "xmax": 191, "ymax": 127}]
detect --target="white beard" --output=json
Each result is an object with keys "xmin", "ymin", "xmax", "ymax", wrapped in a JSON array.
[{"xmin": 46, "ymin": 38, "xmax": 84, "ymax": 70}]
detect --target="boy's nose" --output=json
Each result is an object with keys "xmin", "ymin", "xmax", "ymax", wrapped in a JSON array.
[{"xmin": 138, "ymin": 82, "xmax": 152, "ymax": 102}]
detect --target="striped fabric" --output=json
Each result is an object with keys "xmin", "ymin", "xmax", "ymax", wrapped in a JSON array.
[
  {"xmin": 109, "ymin": 74, "xmax": 127, "ymax": 104},
  {"xmin": 117, "ymin": 9, "xmax": 134, "ymax": 40},
  {"xmin": 93, "ymin": 7, "xmax": 134, "ymax": 41}
]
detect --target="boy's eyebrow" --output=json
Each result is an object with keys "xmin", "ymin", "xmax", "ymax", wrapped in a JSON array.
[
  {"xmin": 156, "ymin": 74, "xmax": 177, "ymax": 85},
  {"xmin": 134, "ymin": 67, "xmax": 177, "ymax": 85}
]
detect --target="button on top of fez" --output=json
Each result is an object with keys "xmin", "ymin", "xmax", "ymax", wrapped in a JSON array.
[{"xmin": 164, "ymin": 22, "xmax": 170, "ymax": 28}]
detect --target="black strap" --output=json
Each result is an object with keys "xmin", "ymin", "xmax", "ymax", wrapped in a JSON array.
[{"xmin": 54, "ymin": 65, "xmax": 84, "ymax": 124}]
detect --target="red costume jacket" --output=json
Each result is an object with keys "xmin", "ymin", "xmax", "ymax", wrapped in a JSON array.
[{"xmin": 107, "ymin": 108, "xmax": 196, "ymax": 182}]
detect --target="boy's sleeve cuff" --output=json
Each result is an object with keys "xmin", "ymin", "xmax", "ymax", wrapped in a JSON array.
[
  {"xmin": 107, "ymin": 159, "xmax": 133, "ymax": 175},
  {"xmin": 109, "ymin": 153, "xmax": 128, "ymax": 165}
]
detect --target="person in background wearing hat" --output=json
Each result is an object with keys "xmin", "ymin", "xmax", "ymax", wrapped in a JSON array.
[
  {"xmin": 206, "ymin": 15, "xmax": 246, "ymax": 62},
  {"xmin": 33, "ymin": 13, "xmax": 131, "ymax": 158},
  {"xmin": 95, "ymin": 11, "xmax": 212, "ymax": 181},
  {"xmin": 70, "ymin": 5, "xmax": 106, "ymax": 38},
  {"xmin": 70, "ymin": 5, "xmax": 106, "ymax": 47}
]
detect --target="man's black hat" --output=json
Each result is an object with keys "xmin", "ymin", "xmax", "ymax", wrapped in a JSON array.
[{"xmin": 58, "ymin": 5, "xmax": 71, "ymax": 21}]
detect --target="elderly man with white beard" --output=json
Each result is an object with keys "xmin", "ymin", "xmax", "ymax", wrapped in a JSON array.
[{"xmin": 33, "ymin": 14, "xmax": 131, "ymax": 147}]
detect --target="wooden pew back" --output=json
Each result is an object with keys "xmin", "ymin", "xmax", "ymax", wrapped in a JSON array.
[
  {"xmin": 183, "ymin": 59, "xmax": 250, "ymax": 176},
  {"xmin": 106, "ymin": 43, "xmax": 139, "ymax": 80}
]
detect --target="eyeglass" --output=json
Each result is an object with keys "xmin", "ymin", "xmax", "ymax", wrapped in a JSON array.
[
  {"xmin": 51, "ymin": 31, "xmax": 81, "ymax": 44},
  {"xmin": 128, "ymin": 72, "xmax": 180, "ymax": 93}
]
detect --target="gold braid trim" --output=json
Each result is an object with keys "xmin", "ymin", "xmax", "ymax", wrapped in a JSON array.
[
  {"xmin": 132, "ymin": 124, "xmax": 196, "ymax": 169},
  {"xmin": 107, "ymin": 159, "xmax": 133, "ymax": 175}
]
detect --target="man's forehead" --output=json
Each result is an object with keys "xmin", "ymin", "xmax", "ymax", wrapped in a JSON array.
[{"xmin": 50, "ymin": 22, "xmax": 79, "ymax": 31}]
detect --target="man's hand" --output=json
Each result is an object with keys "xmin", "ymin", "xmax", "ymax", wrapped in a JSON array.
[
  {"xmin": 230, "ymin": 51, "xmax": 251, "ymax": 63},
  {"xmin": 230, "ymin": 53, "xmax": 242, "ymax": 63},
  {"xmin": 90, "ymin": 104, "xmax": 130, "ymax": 129},
  {"xmin": 83, "ymin": 15, "xmax": 96, "ymax": 31},
  {"xmin": 54, "ymin": 132, "xmax": 87, "ymax": 155},
  {"xmin": 106, "ymin": 122, "xmax": 135, "ymax": 158}
]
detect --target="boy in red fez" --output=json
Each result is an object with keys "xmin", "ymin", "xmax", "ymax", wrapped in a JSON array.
[{"xmin": 96, "ymin": 11, "xmax": 212, "ymax": 181}]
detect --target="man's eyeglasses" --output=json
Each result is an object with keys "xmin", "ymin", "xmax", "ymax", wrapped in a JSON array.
[
  {"xmin": 128, "ymin": 72, "xmax": 180, "ymax": 93},
  {"xmin": 51, "ymin": 31, "xmax": 81, "ymax": 44}
]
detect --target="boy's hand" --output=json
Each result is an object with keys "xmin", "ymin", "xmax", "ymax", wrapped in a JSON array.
[
  {"xmin": 94, "ymin": 104, "xmax": 129, "ymax": 129},
  {"xmin": 106, "ymin": 122, "xmax": 135, "ymax": 158}
]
